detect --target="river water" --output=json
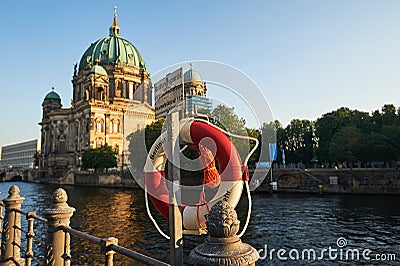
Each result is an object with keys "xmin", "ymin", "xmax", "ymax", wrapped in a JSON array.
[{"xmin": 0, "ymin": 182, "xmax": 399, "ymax": 265}]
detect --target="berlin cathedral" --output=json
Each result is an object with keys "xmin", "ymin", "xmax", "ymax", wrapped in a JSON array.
[
  {"xmin": 39, "ymin": 9, "xmax": 155, "ymax": 178},
  {"xmin": 39, "ymin": 8, "xmax": 208, "ymax": 179}
]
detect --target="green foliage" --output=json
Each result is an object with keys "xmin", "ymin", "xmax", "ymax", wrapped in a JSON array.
[
  {"xmin": 82, "ymin": 144, "xmax": 118, "ymax": 171},
  {"xmin": 314, "ymin": 104, "xmax": 400, "ymax": 165},
  {"xmin": 211, "ymin": 105, "xmax": 251, "ymax": 163},
  {"xmin": 125, "ymin": 118, "xmax": 165, "ymax": 176},
  {"xmin": 33, "ymin": 151, "xmax": 40, "ymax": 167},
  {"xmin": 210, "ymin": 105, "xmax": 246, "ymax": 134},
  {"xmin": 145, "ymin": 118, "xmax": 165, "ymax": 150},
  {"xmin": 279, "ymin": 119, "xmax": 315, "ymax": 165},
  {"xmin": 327, "ymin": 125, "xmax": 362, "ymax": 162}
]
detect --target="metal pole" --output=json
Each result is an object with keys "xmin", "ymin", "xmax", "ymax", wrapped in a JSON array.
[
  {"xmin": 182, "ymin": 67, "xmax": 185, "ymax": 118},
  {"xmin": 270, "ymin": 162, "xmax": 273, "ymax": 183},
  {"xmin": 167, "ymin": 112, "xmax": 183, "ymax": 265}
]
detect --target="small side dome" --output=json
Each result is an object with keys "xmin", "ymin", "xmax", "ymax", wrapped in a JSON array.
[
  {"xmin": 184, "ymin": 69, "xmax": 202, "ymax": 82},
  {"xmin": 44, "ymin": 91, "xmax": 61, "ymax": 100},
  {"xmin": 88, "ymin": 65, "xmax": 108, "ymax": 76}
]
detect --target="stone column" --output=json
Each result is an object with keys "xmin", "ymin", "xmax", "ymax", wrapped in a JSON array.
[
  {"xmin": 44, "ymin": 188, "xmax": 75, "ymax": 266},
  {"xmin": 0, "ymin": 185, "xmax": 25, "ymax": 264},
  {"xmin": 190, "ymin": 201, "xmax": 259, "ymax": 265}
]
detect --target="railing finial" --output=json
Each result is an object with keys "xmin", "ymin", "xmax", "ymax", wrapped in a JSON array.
[
  {"xmin": 52, "ymin": 188, "xmax": 69, "ymax": 208},
  {"xmin": 1, "ymin": 185, "xmax": 25, "ymax": 264},
  {"xmin": 8, "ymin": 185, "xmax": 21, "ymax": 198},
  {"xmin": 44, "ymin": 188, "xmax": 75, "ymax": 266},
  {"xmin": 190, "ymin": 201, "xmax": 259, "ymax": 265}
]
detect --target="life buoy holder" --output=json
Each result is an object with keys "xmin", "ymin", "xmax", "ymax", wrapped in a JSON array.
[{"xmin": 144, "ymin": 118, "xmax": 247, "ymax": 232}]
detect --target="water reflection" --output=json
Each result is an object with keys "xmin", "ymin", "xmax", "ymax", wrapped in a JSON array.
[{"xmin": 0, "ymin": 182, "xmax": 399, "ymax": 265}]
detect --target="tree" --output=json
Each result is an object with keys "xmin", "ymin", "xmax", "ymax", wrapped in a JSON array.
[
  {"xmin": 280, "ymin": 119, "xmax": 315, "ymax": 165},
  {"xmin": 327, "ymin": 125, "xmax": 362, "ymax": 162},
  {"xmin": 210, "ymin": 105, "xmax": 250, "ymax": 162},
  {"xmin": 33, "ymin": 151, "xmax": 40, "ymax": 167},
  {"xmin": 315, "ymin": 107, "xmax": 369, "ymax": 162},
  {"xmin": 144, "ymin": 118, "xmax": 165, "ymax": 150},
  {"xmin": 210, "ymin": 105, "xmax": 247, "ymax": 134},
  {"xmin": 126, "ymin": 118, "xmax": 165, "ymax": 177},
  {"xmin": 381, "ymin": 104, "xmax": 397, "ymax": 126},
  {"xmin": 82, "ymin": 144, "xmax": 117, "ymax": 171}
]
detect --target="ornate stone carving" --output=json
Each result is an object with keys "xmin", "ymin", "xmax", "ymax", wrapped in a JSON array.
[
  {"xmin": 206, "ymin": 200, "xmax": 240, "ymax": 238},
  {"xmin": 190, "ymin": 200, "xmax": 259, "ymax": 265}
]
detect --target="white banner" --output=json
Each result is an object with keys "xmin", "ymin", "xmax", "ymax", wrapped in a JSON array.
[
  {"xmin": 154, "ymin": 77, "xmax": 168, "ymax": 102},
  {"xmin": 154, "ymin": 67, "xmax": 183, "ymax": 102},
  {"xmin": 167, "ymin": 67, "xmax": 183, "ymax": 88}
]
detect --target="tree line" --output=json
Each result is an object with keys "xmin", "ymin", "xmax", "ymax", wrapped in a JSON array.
[{"xmin": 275, "ymin": 104, "xmax": 400, "ymax": 168}]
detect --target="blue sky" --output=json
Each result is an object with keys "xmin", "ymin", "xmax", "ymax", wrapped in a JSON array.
[{"xmin": 1, "ymin": 0, "xmax": 400, "ymax": 149}]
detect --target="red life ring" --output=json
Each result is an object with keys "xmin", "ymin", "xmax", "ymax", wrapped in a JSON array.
[{"xmin": 144, "ymin": 119, "xmax": 245, "ymax": 231}]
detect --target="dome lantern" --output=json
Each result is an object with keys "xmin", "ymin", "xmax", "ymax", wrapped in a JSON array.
[{"xmin": 109, "ymin": 6, "xmax": 121, "ymax": 37}]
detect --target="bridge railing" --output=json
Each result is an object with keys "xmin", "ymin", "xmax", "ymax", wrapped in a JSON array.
[{"xmin": 0, "ymin": 185, "xmax": 169, "ymax": 266}]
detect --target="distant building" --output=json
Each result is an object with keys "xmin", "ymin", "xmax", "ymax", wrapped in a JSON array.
[
  {"xmin": 39, "ymin": 8, "xmax": 154, "ymax": 179},
  {"xmin": 155, "ymin": 66, "xmax": 211, "ymax": 119},
  {"xmin": 186, "ymin": 94, "xmax": 212, "ymax": 114},
  {"xmin": 1, "ymin": 139, "xmax": 38, "ymax": 170}
]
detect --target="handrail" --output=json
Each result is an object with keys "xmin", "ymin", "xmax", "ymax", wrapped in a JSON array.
[
  {"xmin": 11, "ymin": 208, "xmax": 48, "ymax": 223},
  {"xmin": 62, "ymin": 226, "xmax": 102, "ymax": 245},
  {"xmin": 63, "ymin": 226, "xmax": 170, "ymax": 265},
  {"xmin": 0, "ymin": 185, "xmax": 171, "ymax": 266}
]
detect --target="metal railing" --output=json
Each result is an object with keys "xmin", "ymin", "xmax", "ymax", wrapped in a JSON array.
[{"xmin": 0, "ymin": 185, "xmax": 169, "ymax": 266}]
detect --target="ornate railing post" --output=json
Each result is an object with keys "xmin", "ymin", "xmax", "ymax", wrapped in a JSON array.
[
  {"xmin": 101, "ymin": 237, "xmax": 118, "ymax": 266},
  {"xmin": 44, "ymin": 188, "xmax": 75, "ymax": 266},
  {"xmin": 190, "ymin": 201, "xmax": 259, "ymax": 265},
  {"xmin": 0, "ymin": 185, "xmax": 25, "ymax": 264},
  {"xmin": 0, "ymin": 201, "xmax": 4, "ymax": 253},
  {"xmin": 25, "ymin": 212, "xmax": 36, "ymax": 266}
]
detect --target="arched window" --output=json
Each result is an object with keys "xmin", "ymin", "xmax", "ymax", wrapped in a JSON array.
[
  {"xmin": 96, "ymin": 119, "xmax": 104, "ymax": 133},
  {"xmin": 85, "ymin": 89, "xmax": 90, "ymax": 101},
  {"xmin": 113, "ymin": 120, "xmax": 120, "ymax": 133},
  {"xmin": 96, "ymin": 138, "xmax": 103, "ymax": 148},
  {"xmin": 97, "ymin": 88, "xmax": 104, "ymax": 101},
  {"xmin": 129, "ymin": 83, "xmax": 134, "ymax": 99}
]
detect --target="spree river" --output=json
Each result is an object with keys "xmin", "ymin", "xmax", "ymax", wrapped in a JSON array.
[{"xmin": 0, "ymin": 182, "xmax": 399, "ymax": 265}]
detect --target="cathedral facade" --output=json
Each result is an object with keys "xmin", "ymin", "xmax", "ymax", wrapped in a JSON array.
[{"xmin": 39, "ymin": 10, "xmax": 154, "ymax": 179}]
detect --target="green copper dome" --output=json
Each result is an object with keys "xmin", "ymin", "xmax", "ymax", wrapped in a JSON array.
[
  {"xmin": 184, "ymin": 69, "xmax": 202, "ymax": 82},
  {"xmin": 44, "ymin": 91, "xmax": 61, "ymax": 100},
  {"xmin": 78, "ymin": 11, "xmax": 146, "ymax": 72}
]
